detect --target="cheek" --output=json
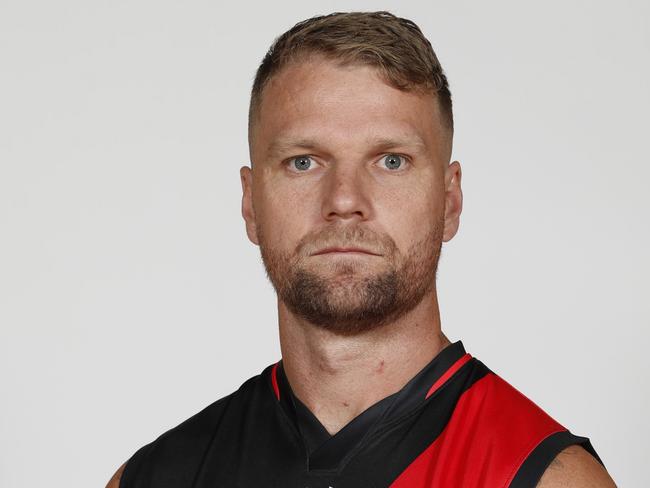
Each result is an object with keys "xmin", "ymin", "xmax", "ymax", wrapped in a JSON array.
[
  {"xmin": 377, "ymin": 183, "xmax": 443, "ymax": 248},
  {"xmin": 382, "ymin": 173, "xmax": 440, "ymax": 210},
  {"xmin": 255, "ymin": 184, "xmax": 314, "ymax": 251}
]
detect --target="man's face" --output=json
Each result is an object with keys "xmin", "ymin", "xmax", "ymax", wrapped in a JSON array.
[{"xmin": 241, "ymin": 58, "xmax": 462, "ymax": 335}]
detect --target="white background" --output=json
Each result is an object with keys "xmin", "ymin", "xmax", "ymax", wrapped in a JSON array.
[{"xmin": 1, "ymin": 1, "xmax": 648, "ymax": 486}]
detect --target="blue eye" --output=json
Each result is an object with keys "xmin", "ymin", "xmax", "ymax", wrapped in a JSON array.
[
  {"xmin": 289, "ymin": 155, "xmax": 313, "ymax": 171},
  {"xmin": 380, "ymin": 154, "xmax": 406, "ymax": 170}
]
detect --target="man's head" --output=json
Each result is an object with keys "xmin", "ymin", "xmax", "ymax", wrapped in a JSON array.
[{"xmin": 240, "ymin": 11, "xmax": 463, "ymax": 336}]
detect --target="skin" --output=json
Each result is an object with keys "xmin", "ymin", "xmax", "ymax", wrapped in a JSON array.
[
  {"xmin": 106, "ymin": 56, "xmax": 616, "ymax": 488},
  {"xmin": 537, "ymin": 445, "xmax": 616, "ymax": 487},
  {"xmin": 106, "ymin": 462, "xmax": 125, "ymax": 488}
]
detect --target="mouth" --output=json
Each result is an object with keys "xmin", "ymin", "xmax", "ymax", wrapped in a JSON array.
[{"xmin": 312, "ymin": 247, "xmax": 380, "ymax": 256}]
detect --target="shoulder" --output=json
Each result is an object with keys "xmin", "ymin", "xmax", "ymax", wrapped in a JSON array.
[
  {"xmin": 458, "ymin": 364, "xmax": 564, "ymax": 438},
  {"xmin": 536, "ymin": 444, "xmax": 616, "ymax": 487},
  {"xmin": 455, "ymin": 363, "xmax": 612, "ymax": 487},
  {"xmin": 111, "ymin": 366, "xmax": 274, "ymax": 488},
  {"xmin": 105, "ymin": 462, "xmax": 126, "ymax": 488}
]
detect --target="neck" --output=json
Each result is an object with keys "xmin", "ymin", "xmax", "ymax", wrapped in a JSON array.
[{"xmin": 278, "ymin": 288, "xmax": 450, "ymax": 435}]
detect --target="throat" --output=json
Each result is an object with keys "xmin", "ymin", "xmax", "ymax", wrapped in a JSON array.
[
  {"xmin": 279, "ymin": 361, "xmax": 402, "ymax": 456},
  {"xmin": 273, "ymin": 337, "xmax": 465, "ymax": 473},
  {"xmin": 280, "ymin": 337, "xmax": 452, "ymax": 437}
]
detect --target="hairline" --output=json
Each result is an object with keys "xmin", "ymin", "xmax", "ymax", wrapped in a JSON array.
[{"xmin": 248, "ymin": 56, "xmax": 453, "ymax": 162}]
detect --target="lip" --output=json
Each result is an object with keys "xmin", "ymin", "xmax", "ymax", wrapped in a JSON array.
[{"xmin": 312, "ymin": 247, "xmax": 379, "ymax": 256}]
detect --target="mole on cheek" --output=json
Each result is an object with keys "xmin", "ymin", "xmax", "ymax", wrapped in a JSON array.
[{"xmin": 376, "ymin": 360, "xmax": 385, "ymax": 374}]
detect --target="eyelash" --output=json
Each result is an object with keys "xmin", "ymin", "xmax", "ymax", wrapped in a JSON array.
[{"xmin": 285, "ymin": 154, "xmax": 411, "ymax": 173}]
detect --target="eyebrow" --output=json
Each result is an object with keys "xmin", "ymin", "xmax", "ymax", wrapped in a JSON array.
[
  {"xmin": 370, "ymin": 136, "xmax": 427, "ymax": 152},
  {"xmin": 265, "ymin": 135, "xmax": 428, "ymax": 159},
  {"xmin": 266, "ymin": 138, "xmax": 322, "ymax": 159}
]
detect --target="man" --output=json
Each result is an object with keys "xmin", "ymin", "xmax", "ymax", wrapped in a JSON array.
[{"xmin": 107, "ymin": 11, "xmax": 616, "ymax": 488}]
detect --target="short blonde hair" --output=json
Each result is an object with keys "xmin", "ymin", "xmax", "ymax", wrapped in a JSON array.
[{"xmin": 248, "ymin": 11, "xmax": 453, "ymax": 141}]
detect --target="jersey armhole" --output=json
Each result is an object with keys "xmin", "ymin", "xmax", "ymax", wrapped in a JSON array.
[
  {"xmin": 118, "ymin": 443, "xmax": 153, "ymax": 488},
  {"xmin": 508, "ymin": 430, "xmax": 604, "ymax": 488}
]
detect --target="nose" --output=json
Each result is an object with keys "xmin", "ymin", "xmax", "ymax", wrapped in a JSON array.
[{"xmin": 320, "ymin": 164, "xmax": 372, "ymax": 223}]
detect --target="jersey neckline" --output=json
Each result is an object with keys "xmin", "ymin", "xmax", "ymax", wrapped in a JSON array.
[{"xmin": 270, "ymin": 340, "xmax": 471, "ymax": 472}]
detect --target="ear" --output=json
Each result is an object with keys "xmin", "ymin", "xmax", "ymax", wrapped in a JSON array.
[
  {"xmin": 240, "ymin": 165, "xmax": 260, "ymax": 246},
  {"xmin": 442, "ymin": 161, "xmax": 463, "ymax": 242}
]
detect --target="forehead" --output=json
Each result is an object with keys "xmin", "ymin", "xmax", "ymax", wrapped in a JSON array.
[{"xmin": 251, "ymin": 59, "xmax": 447, "ymax": 161}]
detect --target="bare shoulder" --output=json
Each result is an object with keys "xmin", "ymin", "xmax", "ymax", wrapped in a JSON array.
[
  {"xmin": 536, "ymin": 445, "xmax": 616, "ymax": 487},
  {"xmin": 105, "ymin": 462, "xmax": 127, "ymax": 488}
]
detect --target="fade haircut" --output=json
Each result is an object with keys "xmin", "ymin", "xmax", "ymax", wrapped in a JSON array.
[{"xmin": 248, "ymin": 11, "xmax": 453, "ymax": 146}]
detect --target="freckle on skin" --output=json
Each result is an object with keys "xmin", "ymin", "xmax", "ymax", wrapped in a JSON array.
[
  {"xmin": 343, "ymin": 401, "xmax": 349, "ymax": 407},
  {"xmin": 376, "ymin": 360, "xmax": 385, "ymax": 374}
]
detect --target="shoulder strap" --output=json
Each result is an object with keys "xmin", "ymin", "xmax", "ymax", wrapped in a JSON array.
[
  {"xmin": 509, "ymin": 430, "xmax": 604, "ymax": 488},
  {"xmin": 119, "ymin": 442, "xmax": 155, "ymax": 488}
]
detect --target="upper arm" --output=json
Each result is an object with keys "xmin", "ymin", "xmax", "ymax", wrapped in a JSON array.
[
  {"xmin": 536, "ymin": 445, "xmax": 616, "ymax": 487},
  {"xmin": 105, "ymin": 462, "xmax": 127, "ymax": 488}
]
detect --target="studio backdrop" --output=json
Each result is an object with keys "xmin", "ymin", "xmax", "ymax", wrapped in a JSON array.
[{"xmin": 0, "ymin": 1, "xmax": 648, "ymax": 487}]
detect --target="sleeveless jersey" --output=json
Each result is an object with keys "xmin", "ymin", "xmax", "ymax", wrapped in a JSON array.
[{"xmin": 119, "ymin": 341, "xmax": 603, "ymax": 487}]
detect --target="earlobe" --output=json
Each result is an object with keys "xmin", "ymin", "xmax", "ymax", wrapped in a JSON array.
[
  {"xmin": 240, "ymin": 165, "xmax": 260, "ymax": 246},
  {"xmin": 442, "ymin": 161, "xmax": 463, "ymax": 242}
]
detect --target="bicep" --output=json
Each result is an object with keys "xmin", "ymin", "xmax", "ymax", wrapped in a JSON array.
[{"xmin": 536, "ymin": 445, "xmax": 616, "ymax": 487}]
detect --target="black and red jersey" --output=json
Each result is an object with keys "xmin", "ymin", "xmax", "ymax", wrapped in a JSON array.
[{"xmin": 119, "ymin": 341, "xmax": 603, "ymax": 487}]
